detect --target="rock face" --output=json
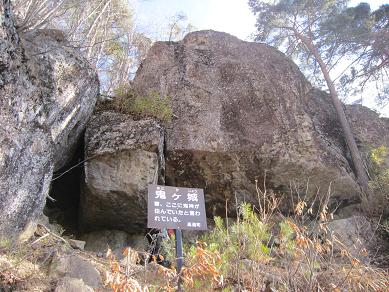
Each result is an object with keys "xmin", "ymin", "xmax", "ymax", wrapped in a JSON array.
[
  {"xmin": 0, "ymin": 2, "xmax": 98, "ymax": 240},
  {"xmin": 308, "ymin": 90, "xmax": 389, "ymax": 168},
  {"xmin": 81, "ymin": 229, "xmax": 147, "ymax": 257},
  {"xmin": 80, "ymin": 111, "xmax": 164, "ymax": 233},
  {"xmin": 133, "ymin": 30, "xmax": 368, "ymax": 215},
  {"xmin": 346, "ymin": 105, "xmax": 389, "ymax": 167},
  {"xmin": 21, "ymin": 29, "xmax": 100, "ymax": 170}
]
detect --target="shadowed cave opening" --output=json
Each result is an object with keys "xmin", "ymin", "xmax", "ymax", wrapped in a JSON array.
[{"xmin": 44, "ymin": 138, "xmax": 84, "ymax": 237}]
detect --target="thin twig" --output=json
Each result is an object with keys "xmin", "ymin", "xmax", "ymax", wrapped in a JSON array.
[
  {"xmin": 30, "ymin": 233, "xmax": 50, "ymax": 246},
  {"xmin": 52, "ymin": 155, "xmax": 98, "ymax": 182},
  {"xmin": 36, "ymin": 224, "xmax": 67, "ymax": 244}
]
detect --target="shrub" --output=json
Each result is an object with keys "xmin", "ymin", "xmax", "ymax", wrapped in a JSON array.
[
  {"xmin": 189, "ymin": 201, "xmax": 388, "ymax": 291},
  {"xmin": 104, "ymin": 180, "xmax": 388, "ymax": 291},
  {"xmin": 201, "ymin": 203, "xmax": 271, "ymax": 277},
  {"xmin": 98, "ymin": 85, "xmax": 172, "ymax": 122},
  {"xmin": 131, "ymin": 91, "xmax": 172, "ymax": 122},
  {"xmin": 361, "ymin": 145, "xmax": 389, "ymax": 216},
  {"xmin": 112, "ymin": 84, "xmax": 137, "ymax": 113},
  {"xmin": 368, "ymin": 146, "xmax": 389, "ymax": 193},
  {"xmin": 180, "ymin": 242, "xmax": 222, "ymax": 290}
]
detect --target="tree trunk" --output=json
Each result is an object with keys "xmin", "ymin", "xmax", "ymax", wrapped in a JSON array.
[
  {"xmin": 320, "ymin": 63, "xmax": 369, "ymax": 187},
  {"xmin": 300, "ymin": 35, "xmax": 369, "ymax": 188}
]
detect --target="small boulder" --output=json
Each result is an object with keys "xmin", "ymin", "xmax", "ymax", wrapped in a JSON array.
[
  {"xmin": 69, "ymin": 239, "xmax": 86, "ymax": 250},
  {"xmin": 328, "ymin": 216, "xmax": 374, "ymax": 260},
  {"xmin": 55, "ymin": 277, "xmax": 94, "ymax": 292},
  {"xmin": 18, "ymin": 214, "xmax": 51, "ymax": 242},
  {"xmin": 49, "ymin": 253, "xmax": 101, "ymax": 288}
]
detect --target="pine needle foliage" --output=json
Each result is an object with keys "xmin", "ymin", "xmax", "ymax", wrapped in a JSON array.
[
  {"xmin": 201, "ymin": 203, "xmax": 271, "ymax": 277},
  {"xmin": 154, "ymin": 201, "xmax": 388, "ymax": 291}
]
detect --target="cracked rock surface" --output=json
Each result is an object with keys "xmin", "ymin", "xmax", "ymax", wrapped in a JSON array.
[
  {"xmin": 0, "ymin": 1, "xmax": 98, "ymax": 240},
  {"xmin": 81, "ymin": 111, "xmax": 165, "ymax": 233},
  {"xmin": 133, "ymin": 30, "xmax": 389, "ymax": 216}
]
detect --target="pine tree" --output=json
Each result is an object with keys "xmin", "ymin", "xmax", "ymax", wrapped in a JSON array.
[{"xmin": 248, "ymin": 0, "xmax": 371, "ymax": 187}]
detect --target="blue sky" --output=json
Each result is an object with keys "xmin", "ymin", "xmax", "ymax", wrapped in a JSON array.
[
  {"xmin": 133, "ymin": 0, "xmax": 389, "ymax": 116},
  {"xmin": 134, "ymin": 0, "xmax": 388, "ymax": 40},
  {"xmin": 133, "ymin": 0, "xmax": 255, "ymax": 40}
]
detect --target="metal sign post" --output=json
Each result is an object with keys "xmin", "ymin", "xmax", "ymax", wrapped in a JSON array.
[
  {"xmin": 175, "ymin": 229, "xmax": 184, "ymax": 291},
  {"xmin": 147, "ymin": 184, "xmax": 207, "ymax": 291}
]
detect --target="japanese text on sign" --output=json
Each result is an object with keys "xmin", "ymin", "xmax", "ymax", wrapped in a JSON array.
[{"xmin": 147, "ymin": 185, "xmax": 207, "ymax": 230}]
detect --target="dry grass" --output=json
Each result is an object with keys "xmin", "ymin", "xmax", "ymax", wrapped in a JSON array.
[
  {"xmin": 1, "ymin": 179, "xmax": 388, "ymax": 292},
  {"xmin": 0, "ymin": 227, "xmax": 63, "ymax": 291},
  {"xmin": 0, "ymin": 225, "xmax": 110, "ymax": 292},
  {"xmin": 103, "ymin": 181, "xmax": 389, "ymax": 292},
  {"xmin": 97, "ymin": 84, "xmax": 172, "ymax": 122}
]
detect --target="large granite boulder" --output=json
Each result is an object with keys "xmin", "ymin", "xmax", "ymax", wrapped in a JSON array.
[
  {"xmin": 0, "ymin": 1, "xmax": 98, "ymax": 240},
  {"xmin": 80, "ymin": 111, "xmax": 164, "ymax": 233},
  {"xmin": 133, "ymin": 30, "xmax": 386, "ymax": 216},
  {"xmin": 21, "ymin": 29, "xmax": 100, "ymax": 170},
  {"xmin": 308, "ymin": 89, "xmax": 389, "ymax": 213}
]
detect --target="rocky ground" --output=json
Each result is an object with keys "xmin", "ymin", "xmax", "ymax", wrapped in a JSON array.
[
  {"xmin": 0, "ymin": 212, "xmax": 388, "ymax": 291},
  {"xmin": 0, "ymin": 218, "xmax": 162, "ymax": 292}
]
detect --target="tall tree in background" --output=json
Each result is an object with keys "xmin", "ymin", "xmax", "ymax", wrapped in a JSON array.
[
  {"xmin": 141, "ymin": 11, "xmax": 195, "ymax": 42},
  {"xmin": 167, "ymin": 12, "xmax": 195, "ymax": 42},
  {"xmin": 11, "ymin": 0, "xmax": 151, "ymax": 93},
  {"xmin": 248, "ymin": 0, "xmax": 370, "ymax": 188},
  {"xmin": 323, "ymin": 3, "xmax": 388, "ymax": 104}
]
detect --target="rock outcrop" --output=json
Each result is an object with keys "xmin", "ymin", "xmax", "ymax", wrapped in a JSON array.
[
  {"xmin": 308, "ymin": 90, "xmax": 389, "ymax": 168},
  {"xmin": 347, "ymin": 105, "xmax": 389, "ymax": 167},
  {"xmin": 133, "ymin": 30, "xmax": 370, "ymax": 216},
  {"xmin": 80, "ymin": 111, "xmax": 164, "ymax": 233},
  {"xmin": 0, "ymin": 2, "xmax": 98, "ymax": 240},
  {"xmin": 21, "ymin": 29, "xmax": 100, "ymax": 170}
]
